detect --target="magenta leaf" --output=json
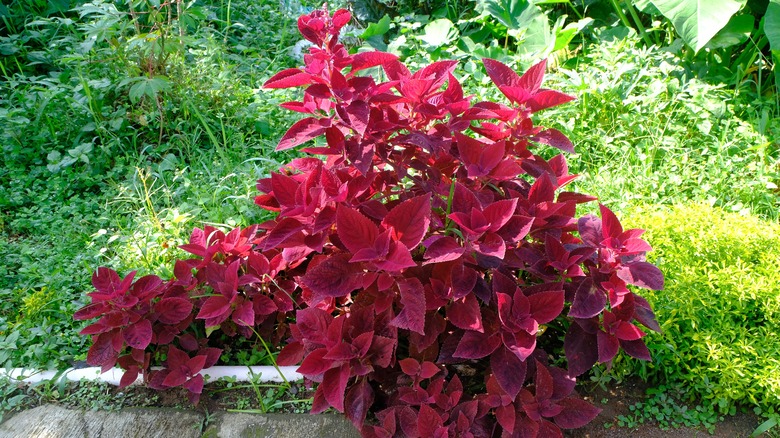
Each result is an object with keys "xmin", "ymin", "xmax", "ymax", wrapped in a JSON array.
[
  {"xmin": 382, "ymin": 194, "xmax": 431, "ymax": 249},
  {"xmin": 568, "ymin": 279, "xmax": 607, "ymax": 319},
  {"xmin": 301, "ymin": 254, "xmax": 363, "ymax": 299},
  {"xmin": 491, "ymin": 347, "xmax": 527, "ymax": 399},
  {"xmin": 337, "ymin": 206, "xmax": 379, "ymax": 253},
  {"xmin": 423, "ymin": 236, "xmax": 465, "ymax": 264},
  {"xmin": 390, "ymin": 278, "xmax": 426, "ymax": 335},
  {"xmin": 351, "ymin": 52, "xmax": 398, "ymax": 74},
  {"xmin": 617, "ymin": 262, "xmax": 664, "ymax": 290},
  {"xmin": 564, "ymin": 322, "xmax": 598, "ymax": 376},
  {"xmin": 321, "ymin": 365, "xmax": 351, "ymax": 412},
  {"xmin": 454, "ymin": 331, "xmax": 500, "ymax": 359},
  {"xmin": 264, "ymin": 68, "xmax": 313, "ymax": 89},
  {"xmin": 155, "ymin": 297, "xmax": 193, "ymax": 324},
  {"xmin": 447, "ymin": 294, "xmax": 484, "ymax": 332},
  {"xmin": 597, "ymin": 331, "xmax": 620, "ymax": 363},
  {"xmin": 345, "ymin": 379, "xmax": 374, "ymax": 429},
  {"xmin": 276, "ymin": 117, "xmax": 331, "ymax": 151},
  {"xmin": 123, "ymin": 320, "xmax": 152, "ymax": 350}
]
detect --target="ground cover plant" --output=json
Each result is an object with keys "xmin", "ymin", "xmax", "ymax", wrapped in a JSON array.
[
  {"xmin": 618, "ymin": 203, "xmax": 780, "ymax": 418},
  {"xmin": 73, "ymin": 7, "xmax": 667, "ymax": 436}
]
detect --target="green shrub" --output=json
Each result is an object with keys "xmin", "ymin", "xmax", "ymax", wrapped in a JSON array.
[{"xmin": 620, "ymin": 202, "xmax": 780, "ymax": 411}]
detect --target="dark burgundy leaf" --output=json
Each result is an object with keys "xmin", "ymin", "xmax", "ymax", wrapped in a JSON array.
[
  {"xmin": 382, "ymin": 194, "xmax": 431, "ymax": 249},
  {"xmin": 321, "ymin": 365, "xmax": 351, "ymax": 412},
  {"xmin": 301, "ymin": 254, "xmax": 363, "ymax": 299},
  {"xmin": 568, "ymin": 279, "xmax": 606, "ymax": 319},
  {"xmin": 123, "ymin": 319, "xmax": 152, "ymax": 350},
  {"xmin": 528, "ymin": 290, "xmax": 565, "ymax": 325},
  {"xmin": 423, "ymin": 236, "xmax": 464, "ymax": 264},
  {"xmin": 555, "ymin": 398, "xmax": 601, "ymax": 429},
  {"xmin": 155, "ymin": 297, "xmax": 193, "ymax": 324},
  {"xmin": 597, "ymin": 331, "xmax": 619, "ymax": 363},
  {"xmin": 532, "ymin": 128, "xmax": 575, "ymax": 153},
  {"xmin": 616, "ymin": 262, "xmax": 664, "ymax": 290},
  {"xmin": 447, "ymin": 294, "xmax": 483, "ymax": 332},
  {"xmin": 345, "ymin": 379, "xmax": 374, "ymax": 429},
  {"xmin": 453, "ymin": 331, "xmax": 500, "ymax": 359},
  {"xmin": 390, "ymin": 278, "xmax": 426, "ymax": 335},
  {"xmin": 491, "ymin": 347, "xmax": 527, "ymax": 399},
  {"xmin": 620, "ymin": 338, "xmax": 652, "ymax": 361},
  {"xmin": 564, "ymin": 322, "xmax": 598, "ymax": 376}
]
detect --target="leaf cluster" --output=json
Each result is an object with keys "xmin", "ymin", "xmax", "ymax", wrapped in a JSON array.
[{"xmin": 75, "ymin": 8, "xmax": 665, "ymax": 436}]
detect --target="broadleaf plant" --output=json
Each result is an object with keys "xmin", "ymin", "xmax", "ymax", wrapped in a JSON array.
[{"xmin": 75, "ymin": 8, "xmax": 663, "ymax": 435}]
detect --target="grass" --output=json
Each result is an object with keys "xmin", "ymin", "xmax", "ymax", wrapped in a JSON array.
[{"xmin": 0, "ymin": 0, "xmax": 779, "ymax": 434}]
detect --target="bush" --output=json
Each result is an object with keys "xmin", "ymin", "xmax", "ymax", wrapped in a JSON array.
[
  {"xmin": 75, "ymin": 8, "xmax": 664, "ymax": 436},
  {"xmin": 621, "ymin": 203, "xmax": 780, "ymax": 412}
]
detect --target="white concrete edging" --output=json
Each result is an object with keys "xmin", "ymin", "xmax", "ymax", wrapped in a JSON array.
[{"xmin": 0, "ymin": 366, "xmax": 303, "ymax": 386}]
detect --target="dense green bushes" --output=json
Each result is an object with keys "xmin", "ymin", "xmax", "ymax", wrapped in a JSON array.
[{"xmin": 621, "ymin": 203, "xmax": 780, "ymax": 412}]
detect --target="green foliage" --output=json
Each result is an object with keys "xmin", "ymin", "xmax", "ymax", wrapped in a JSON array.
[
  {"xmin": 644, "ymin": 0, "xmax": 746, "ymax": 52},
  {"xmin": 619, "ymin": 203, "xmax": 780, "ymax": 413},
  {"xmin": 616, "ymin": 386, "xmax": 724, "ymax": 433},
  {"xmin": 536, "ymin": 33, "xmax": 779, "ymax": 218}
]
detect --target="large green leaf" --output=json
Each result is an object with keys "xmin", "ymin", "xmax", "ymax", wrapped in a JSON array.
[
  {"xmin": 650, "ymin": 0, "xmax": 746, "ymax": 52},
  {"xmin": 419, "ymin": 18, "xmax": 459, "ymax": 47},
  {"xmin": 766, "ymin": 0, "xmax": 780, "ymax": 51}
]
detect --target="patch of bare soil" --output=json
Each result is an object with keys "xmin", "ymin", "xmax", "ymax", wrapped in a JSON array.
[{"xmin": 566, "ymin": 379, "xmax": 763, "ymax": 438}]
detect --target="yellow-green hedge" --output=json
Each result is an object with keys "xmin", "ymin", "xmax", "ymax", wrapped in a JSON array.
[{"xmin": 620, "ymin": 203, "xmax": 780, "ymax": 410}]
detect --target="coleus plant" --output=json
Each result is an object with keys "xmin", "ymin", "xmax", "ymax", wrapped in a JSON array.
[{"xmin": 75, "ymin": 7, "xmax": 664, "ymax": 436}]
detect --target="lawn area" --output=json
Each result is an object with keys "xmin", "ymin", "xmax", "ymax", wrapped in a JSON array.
[{"xmin": 1, "ymin": 0, "xmax": 779, "ymax": 434}]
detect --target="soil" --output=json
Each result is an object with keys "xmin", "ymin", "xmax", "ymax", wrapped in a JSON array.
[{"xmin": 566, "ymin": 379, "xmax": 763, "ymax": 438}]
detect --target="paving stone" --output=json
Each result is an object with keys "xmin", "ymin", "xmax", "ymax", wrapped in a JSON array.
[
  {"xmin": 0, "ymin": 405, "xmax": 205, "ymax": 438},
  {"xmin": 203, "ymin": 412, "xmax": 361, "ymax": 438}
]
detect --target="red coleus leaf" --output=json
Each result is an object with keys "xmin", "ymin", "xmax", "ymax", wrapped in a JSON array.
[
  {"xmin": 418, "ymin": 404, "xmax": 444, "ymax": 437},
  {"xmin": 423, "ymin": 236, "xmax": 465, "ymax": 264},
  {"xmin": 92, "ymin": 267, "xmax": 135, "ymax": 298},
  {"xmin": 527, "ymin": 89, "xmax": 576, "ymax": 112},
  {"xmin": 597, "ymin": 330, "xmax": 620, "ymax": 363},
  {"xmin": 276, "ymin": 117, "xmax": 331, "ymax": 151},
  {"xmin": 491, "ymin": 346, "xmax": 527, "ymax": 399},
  {"xmin": 532, "ymin": 128, "xmax": 575, "ymax": 153},
  {"xmin": 232, "ymin": 299, "xmax": 255, "ymax": 327},
  {"xmin": 599, "ymin": 204, "xmax": 623, "ymax": 239},
  {"xmin": 482, "ymin": 58, "xmax": 522, "ymax": 89},
  {"xmin": 447, "ymin": 294, "xmax": 483, "ymax": 332},
  {"xmin": 196, "ymin": 295, "xmax": 231, "ymax": 322},
  {"xmin": 74, "ymin": 303, "xmax": 108, "ymax": 321},
  {"xmin": 87, "ymin": 332, "xmax": 119, "ymax": 369},
  {"xmin": 399, "ymin": 358, "xmax": 421, "ymax": 376},
  {"xmin": 382, "ymin": 194, "xmax": 431, "ymax": 249},
  {"xmin": 155, "ymin": 297, "xmax": 193, "ymax": 325},
  {"xmin": 345, "ymin": 379, "xmax": 374, "ymax": 429},
  {"xmin": 264, "ymin": 68, "xmax": 314, "ymax": 89},
  {"xmin": 298, "ymin": 348, "xmax": 332, "ymax": 375},
  {"xmin": 554, "ymin": 397, "xmax": 601, "ymax": 429},
  {"xmin": 617, "ymin": 262, "xmax": 664, "ymax": 290},
  {"xmin": 321, "ymin": 364, "xmax": 351, "ymax": 412},
  {"xmin": 390, "ymin": 278, "xmax": 426, "ymax": 335},
  {"xmin": 528, "ymin": 290, "xmax": 565, "ymax": 325},
  {"xmin": 564, "ymin": 321, "xmax": 598, "ymax": 376},
  {"xmin": 620, "ymin": 338, "xmax": 652, "ymax": 361},
  {"xmin": 568, "ymin": 278, "xmax": 607, "ymax": 319},
  {"xmin": 263, "ymin": 217, "xmax": 306, "ymax": 250},
  {"xmin": 123, "ymin": 319, "xmax": 152, "ymax": 350},
  {"xmin": 455, "ymin": 133, "xmax": 504, "ymax": 177},
  {"xmin": 350, "ymin": 51, "xmax": 399, "ymax": 74},
  {"xmin": 337, "ymin": 205, "xmax": 379, "ymax": 253},
  {"xmin": 301, "ymin": 254, "xmax": 363, "ymax": 300},
  {"xmin": 454, "ymin": 331, "xmax": 500, "ymax": 359}
]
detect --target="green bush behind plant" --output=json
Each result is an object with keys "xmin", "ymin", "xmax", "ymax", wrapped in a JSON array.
[{"xmin": 620, "ymin": 202, "xmax": 780, "ymax": 412}]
